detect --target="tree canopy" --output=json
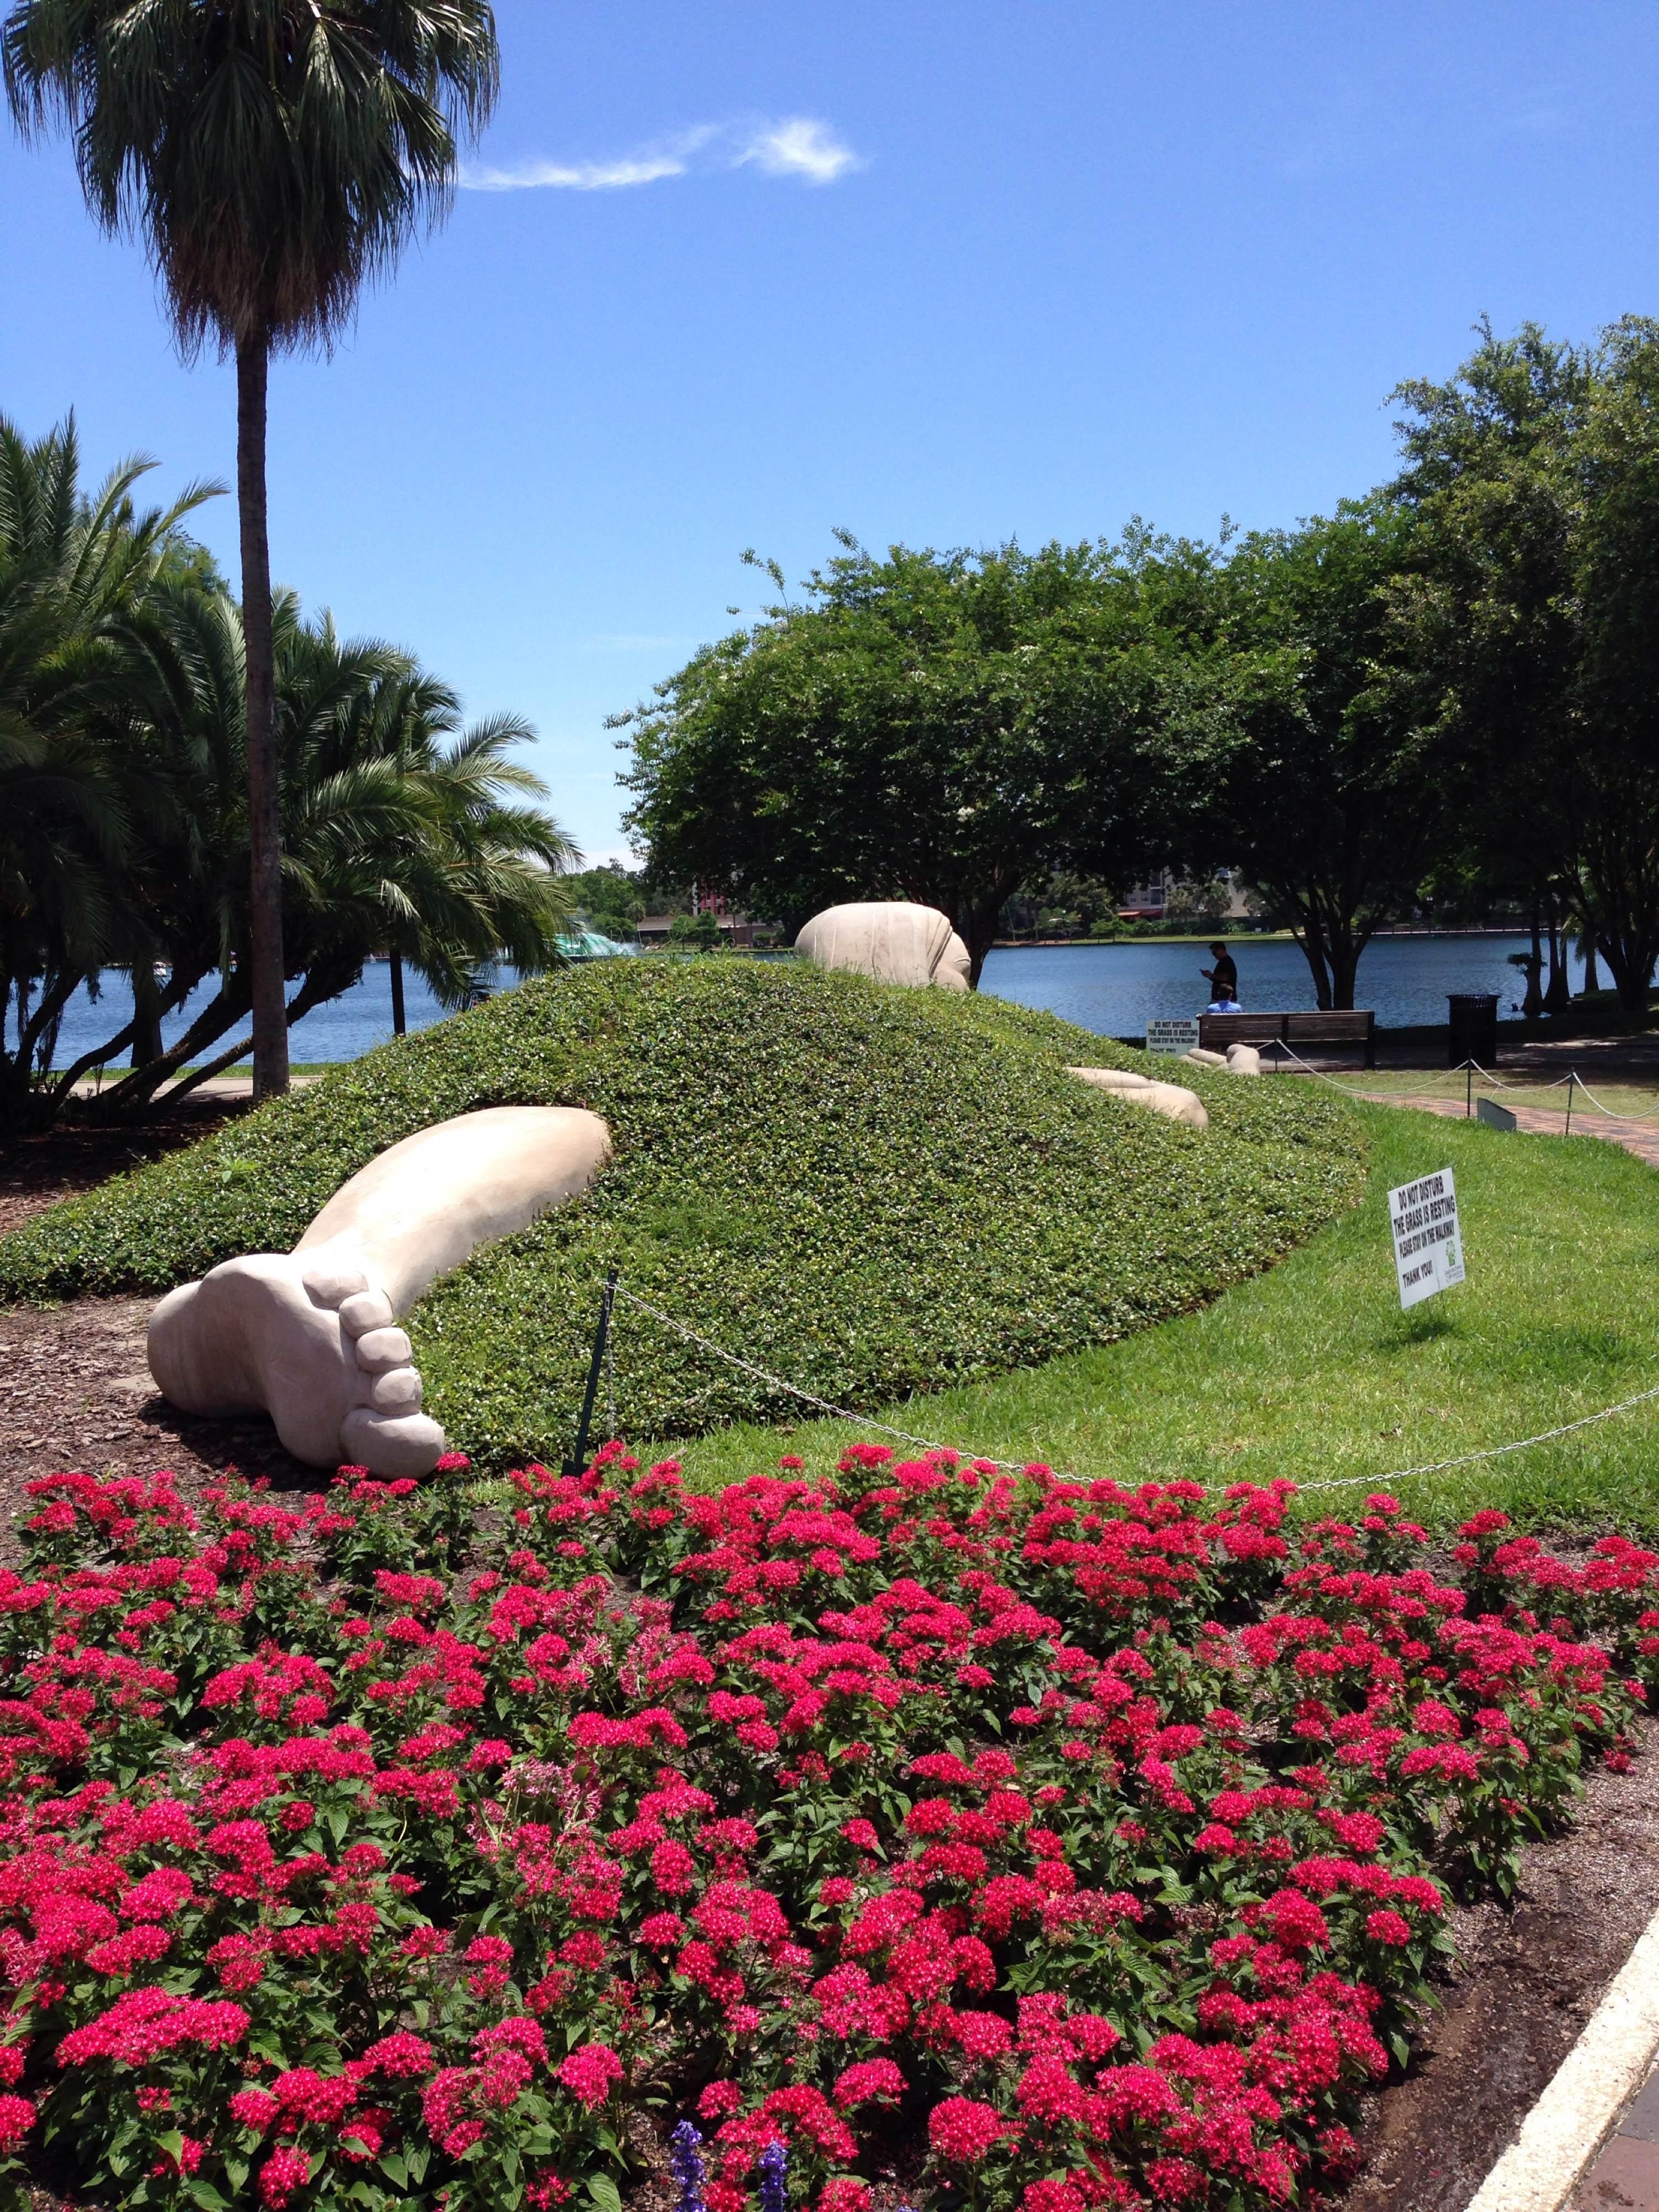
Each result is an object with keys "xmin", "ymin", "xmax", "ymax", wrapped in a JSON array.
[{"xmin": 620, "ymin": 532, "xmax": 1229, "ymax": 984}]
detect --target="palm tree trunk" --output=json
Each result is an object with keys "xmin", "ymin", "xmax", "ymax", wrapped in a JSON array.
[
  {"xmin": 1523, "ymin": 893, "xmax": 1545, "ymax": 1019},
  {"xmin": 237, "ymin": 331, "xmax": 290, "ymax": 1103},
  {"xmin": 390, "ymin": 951, "xmax": 406, "ymax": 1036},
  {"xmin": 1543, "ymin": 893, "xmax": 1572, "ymax": 1016}
]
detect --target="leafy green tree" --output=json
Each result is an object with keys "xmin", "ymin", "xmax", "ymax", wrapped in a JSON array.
[
  {"xmin": 1392, "ymin": 317, "xmax": 1659, "ymax": 1016},
  {"xmin": 1388, "ymin": 322, "xmax": 1590, "ymax": 1006},
  {"xmin": 565, "ymin": 862, "xmax": 646, "ymax": 941},
  {"xmin": 1178, "ymin": 498, "xmax": 1435, "ymax": 1010},
  {"xmin": 4, "ymin": 0, "xmax": 501, "ymax": 1100},
  {"xmin": 666, "ymin": 909, "xmax": 720, "ymax": 953},
  {"xmin": 620, "ymin": 534, "xmax": 1221, "ymax": 985}
]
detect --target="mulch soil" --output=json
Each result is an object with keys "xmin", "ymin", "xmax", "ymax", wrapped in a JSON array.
[
  {"xmin": 3, "ymin": 1111, "xmax": 1659, "ymax": 2212},
  {"xmin": 0, "ymin": 1098, "xmax": 244, "ymax": 1239},
  {"xmin": 1346, "ymin": 1718, "xmax": 1659, "ymax": 2212},
  {"xmin": 0, "ymin": 1102, "xmax": 320, "ymax": 1545}
]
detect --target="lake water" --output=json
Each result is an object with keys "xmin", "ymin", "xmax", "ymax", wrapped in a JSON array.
[
  {"xmin": 980, "ymin": 933, "xmax": 1579, "ymax": 1037},
  {"xmin": 36, "ymin": 933, "xmax": 1573, "ymax": 1069}
]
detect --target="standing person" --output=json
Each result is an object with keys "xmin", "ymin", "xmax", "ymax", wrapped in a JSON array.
[{"xmin": 1201, "ymin": 942, "xmax": 1238, "ymax": 1003}]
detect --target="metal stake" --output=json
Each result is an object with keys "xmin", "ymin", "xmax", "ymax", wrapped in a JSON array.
[
  {"xmin": 1466, "ymin": 1060, "xmax": 1472, "ymax": 1118},
  {"xmin": 565, "ymin": 1269, "xmax": 619, "ymax": 1475},
  {"xmin": 1566, "ymin": 1071, "xmax": 1575, "ymax": 1139}
]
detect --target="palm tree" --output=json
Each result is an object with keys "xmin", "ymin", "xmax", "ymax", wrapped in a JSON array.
[
  {"xmin": 84, "ymin": 598, "xmax": 578, "ymax": 1117},
  {"xmin": 3, "ymin": 0, "xmax": 500, "ymax": 1102},
  {"xmin": 0, "ymin": 411, "xmax": 216, "ymax": 1127}
]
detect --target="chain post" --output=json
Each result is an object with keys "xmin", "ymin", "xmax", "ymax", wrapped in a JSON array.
[{"xmin": 564, "ymin": 1269, "xmax": 619, "ymax": 1476}]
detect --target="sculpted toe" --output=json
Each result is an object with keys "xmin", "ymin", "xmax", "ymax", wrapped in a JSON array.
[
  {"xmin": 353, "ymin": 1326, "xmax": 413, "ymax": 1373},
  {"xmin": 369, "ymin": 1367, "xmax": 423, "ymax": 1413},
  {"xmin": 338, "ymin": 1290, "xmax": 394, "ymax": 1337},
  {"xmin": 340, "ymin": 1407, "xmax": 446, "ymax": 1478}
]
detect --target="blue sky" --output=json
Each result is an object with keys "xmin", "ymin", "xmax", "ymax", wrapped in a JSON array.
[{"xmin": 4, "ymin": 2, "xmax": 1658, "ymax": 859}]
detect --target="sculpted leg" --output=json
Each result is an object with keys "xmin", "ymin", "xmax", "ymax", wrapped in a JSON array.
[{"xmin": 147, "ymin": 1107, "xmax": 612, "ymax": 1477}]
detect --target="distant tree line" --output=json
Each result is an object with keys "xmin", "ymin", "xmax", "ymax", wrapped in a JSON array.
[
  {"xmin": 0, "ymin": 415, "xmax": 573, "ymax": 1133},
  {"xmin": 622, "ymin": 318, "xmax": 1659, "ymax": 1013}
]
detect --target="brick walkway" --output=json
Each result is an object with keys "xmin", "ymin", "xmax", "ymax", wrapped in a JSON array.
[{"xmin": 1573, "ymin": 2064, "xmax": 1659, "ymax": 2212}]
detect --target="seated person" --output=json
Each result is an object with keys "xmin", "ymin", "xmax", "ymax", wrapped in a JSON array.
[{"xmin": 1206, "ymin": 995, "xmax": 1243, "ymax": 1014}]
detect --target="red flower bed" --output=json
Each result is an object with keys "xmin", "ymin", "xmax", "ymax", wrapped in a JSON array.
[{"xmin": 0, "ymin": 1450, "xmax": 1655, "ymax": 2212}]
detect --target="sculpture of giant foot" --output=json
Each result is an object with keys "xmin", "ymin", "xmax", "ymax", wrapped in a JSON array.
[
  {"xmin": 1067, "ymin": 1065, "xmax": 1210, "ymax": 1130},
  {"xmin": 147, "ymin": 1106, "xmax": 612, "ymax": 1477}
]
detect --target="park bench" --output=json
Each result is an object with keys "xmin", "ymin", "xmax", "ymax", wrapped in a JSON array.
[{"xmin": 1197, "ymin": 1009, "xmax": 1376, "ymax": 1069}]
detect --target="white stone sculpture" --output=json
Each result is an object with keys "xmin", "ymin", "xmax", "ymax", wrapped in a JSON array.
[
  {"xmin": 1225, "ymin": 1042, "xmax": 1264, "ymax": 1077},
  {"xmin": 147, "ymin": 1107, "xmax": 612, "ymax": 1478},
  {"xmin": 795, "ymin": 901, "xmax": 972, "ymax": 990},
  {"xmin": 1182, "ymin": 1047, "xmax": 1229, "ymax": 1070},
  {"xmin": 1066, "ymin": 1065, "xmax": 1210, "ymax": 1130}
]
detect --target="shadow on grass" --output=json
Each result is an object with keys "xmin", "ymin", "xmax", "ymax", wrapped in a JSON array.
[{"xmin": 1376, "ymin": 1306, "xmax": 1462, "ymax": 1350}]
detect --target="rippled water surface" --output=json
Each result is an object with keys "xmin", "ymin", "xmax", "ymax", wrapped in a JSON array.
[{"xmin": 979, "ymin": 934, "xmax": 1572, "ymax": 1037}]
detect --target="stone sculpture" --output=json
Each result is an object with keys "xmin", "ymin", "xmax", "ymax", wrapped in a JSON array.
[
  {"xmin": 147, "ymin": 1106, "xmax": 612, "ymax": 1478},
  {"xmin": 795, "ymin": 901, "xmax": 972, "ymax": 990},
  {"xmin": 1183, "ymin": 1043, "xmax": 1261, "ymax": 1077},
  {"xmin": 1067, "ymin": 1065, "xmax": 1210, "ymax": 1130}
]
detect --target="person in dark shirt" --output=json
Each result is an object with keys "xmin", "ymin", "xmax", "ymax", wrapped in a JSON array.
[{"xmin": 1201, "ymin": 942, "xmax": 1238, "ymax": 1002}]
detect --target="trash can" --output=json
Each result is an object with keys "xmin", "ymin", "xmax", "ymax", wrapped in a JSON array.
[{"xmin": 1447, "ymin": 992, "xmax": 1500, "ymax": 1070}]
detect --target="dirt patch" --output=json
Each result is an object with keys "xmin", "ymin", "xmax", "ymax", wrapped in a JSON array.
[
  {"xmin": 1345, "ymin": 1717, "xmax": 1659, "ymax": 2212},
  {"xmin": 0, "ymin": 1099, "xmax": 241, "ymax": 1237},
  {"xmin": 0, "ymin": 1292, "xmax": 322, "ymax": 1558}
]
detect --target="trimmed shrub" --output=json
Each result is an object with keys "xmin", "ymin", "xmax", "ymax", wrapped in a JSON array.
[{"xmin": 0, "ymin": 962, "xmax": 1363, "ymax": 1464}]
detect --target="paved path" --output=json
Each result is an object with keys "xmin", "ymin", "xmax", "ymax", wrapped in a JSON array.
[
  {"xmin": 1573, "ymin": 2063, "xmax": 1659, "ymax": 2212},
  {"xmin": 67, "ymin": 1071, "xmax": 326, "ymax": 1102}
]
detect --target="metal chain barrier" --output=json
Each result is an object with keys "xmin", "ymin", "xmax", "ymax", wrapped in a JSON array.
[{"xmin": 607, "ymin": 1280, "xmax": 1659, "ymax": 1499}]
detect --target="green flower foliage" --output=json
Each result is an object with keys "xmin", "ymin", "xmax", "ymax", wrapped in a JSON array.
[{"xmin": 0, "ymin": 959, "xmax": 1364, "ymax": 1465}]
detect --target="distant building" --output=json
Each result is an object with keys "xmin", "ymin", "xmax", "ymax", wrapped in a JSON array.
[
  {"xmin": 635, "ymin": 914, "xmax": 758, "ymax": 948},
  {"xmin": 1118, "ymin": 873, "xmax": 1168, "ymax": 920}
]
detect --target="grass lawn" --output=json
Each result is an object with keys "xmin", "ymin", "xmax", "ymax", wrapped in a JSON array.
[{"xmin": 667, "ymin": 1099, "xmax": 1659, "ymax": 1532}]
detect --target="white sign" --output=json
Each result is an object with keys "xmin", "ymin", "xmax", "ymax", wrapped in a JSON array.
[
  {"xmin": 1146, "ymin": 1018, "xmax": 1201, "ymax": 1055},
  {"xmin": 1388, "ymin": 1167, "xmax": 1465, "ymax": 1309}
]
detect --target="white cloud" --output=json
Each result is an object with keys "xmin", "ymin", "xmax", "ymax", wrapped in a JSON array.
[
  {"xmin": 735, "ymin": 117, "xmax": 859, "ymax": 185},
  {"xmin": 462, "ymin": 116, "xmax": 860, "ymax": 195},
  {"xmin": 466, "ymin": 153, "xmax": 690, "ymax": 192}
]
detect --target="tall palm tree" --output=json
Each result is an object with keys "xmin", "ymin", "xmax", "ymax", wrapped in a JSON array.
[{"xmin": 3, "ymin": 0, "xmax": 500, "ymax": 1101}]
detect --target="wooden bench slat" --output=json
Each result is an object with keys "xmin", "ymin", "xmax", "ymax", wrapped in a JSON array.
[
  {"xmin": 1283, "ymin": 1011, "xmax": 1373, "ymax": 1037},
  {"xmin": 1194, "ymin": 1013, "xmax": 1287, "ymax": 1045},
  {"xmin": 1196, "ymin": 1009, "xmax": 1376, "ymax": 1068}
]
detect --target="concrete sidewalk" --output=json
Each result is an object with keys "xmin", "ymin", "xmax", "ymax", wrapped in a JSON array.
[{"xmin": 69, "ymin": 1071, "xmax": 327, "ymax": 1102}]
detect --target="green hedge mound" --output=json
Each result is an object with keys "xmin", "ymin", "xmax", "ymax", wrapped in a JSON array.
[{"xmin": 0, "ymin": 959, "xmax": 1365, "ymax": 1464}]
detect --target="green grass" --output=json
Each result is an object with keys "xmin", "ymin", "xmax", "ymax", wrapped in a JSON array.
[
  {"xmin": 0, "ymin": 960, "xmax": 1361, "ymax": 1469},
  {"xmin": 668, "ymin": 1100, "xmax": 1659, "ymax": 1535}
]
